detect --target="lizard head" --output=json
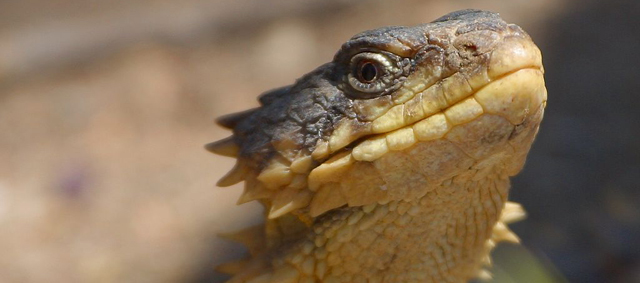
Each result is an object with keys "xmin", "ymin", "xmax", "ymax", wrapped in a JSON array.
[{"xmin": 208, "ymin": 10, "xmax": 546, "ymax": 219}]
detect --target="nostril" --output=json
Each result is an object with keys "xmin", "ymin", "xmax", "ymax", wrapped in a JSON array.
[
  {"xmin": 453, "ymin": 30, "xmax": 500, "ymax": 56},
  {"xmin": 463, "ymin": 43, "xmax": 478, "ymax": 53}
]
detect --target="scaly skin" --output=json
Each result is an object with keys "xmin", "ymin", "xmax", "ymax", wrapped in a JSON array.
[{"xmin": 208, "ymin": 10, "xmax": 547, "ymax": 283}]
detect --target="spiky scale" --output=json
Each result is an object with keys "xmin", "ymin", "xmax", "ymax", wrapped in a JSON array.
[
  {"xmin": 492, "ymin": 222, "xmax": 521, "ymax": 244},
  {"xmin": 217, "ymin": 161, "xmax": 248, "ymax": 187},
  {"xmin": 237, "ymin": 181, "xmax": 273, "ymax": 205},
  {"xmin": 476, "ymin": 269, "xmax": 493, "ymax": 281},
  {"xmin": 501, "ymin": 201, "xmax": 527, "ymax": 224},
  {"xmin": 218, "ymin": 225, "xmax": 266, "ymax": 256},
  {"xmin": 216, "ymin": 108, "xmax": 259, "ymax": 129},
  {"xmin": 309, "ymin": 184, "xmax": 348, "ymax": 217},
  {"xmin": 268, "ymin": 188, "xmax": 312, "ymax": 219},
  {"xmin": 257, "ymin": 157, "xmax": 294, "ymax": 189},
  {"xmin": 205, "ymin": 136, "xmax": 239, "ymax": 157}
]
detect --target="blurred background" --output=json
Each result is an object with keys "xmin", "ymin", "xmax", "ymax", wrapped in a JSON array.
[{"xmin": 0, "ymin": 0, "xmax": 638, "ymax": 282}]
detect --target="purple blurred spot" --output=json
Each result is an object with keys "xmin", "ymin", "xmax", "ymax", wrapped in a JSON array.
[{"xmin": 57, "ymin": 164, "xmax": 91, "ymax": 199}]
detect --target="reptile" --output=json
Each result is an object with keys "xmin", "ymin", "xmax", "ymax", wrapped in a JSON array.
[{"xmin": 207, "ymin": 9, "xmax": 547, "ymax": 283}]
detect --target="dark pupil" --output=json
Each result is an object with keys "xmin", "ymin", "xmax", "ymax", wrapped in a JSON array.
[{"xmin": 360, "ymin": 62, "xmax": 377, "ymax": 82}]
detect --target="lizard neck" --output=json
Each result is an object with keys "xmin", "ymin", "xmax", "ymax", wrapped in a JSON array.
[{"xmin": 276, "ymin": 170, "xmax": 511, "ymax": 282}]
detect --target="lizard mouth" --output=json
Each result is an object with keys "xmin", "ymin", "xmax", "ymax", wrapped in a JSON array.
[
  {"xmin": 345, "ymin": 66, "xmax": 546, "ymax": 162},
  {"xmin": 306, "ymin": 35, "xmax": 546, "ymax": 218},
  {"xmin": 316, "ymin": 35, "xmax": 546, "ymax": 165},
  {"xmin": 306, "ymin": 64, "xmax": 546, "ymax": 216}
]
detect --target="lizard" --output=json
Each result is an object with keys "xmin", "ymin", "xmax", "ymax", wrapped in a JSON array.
[{"xmin": 207, "ymin": 9, "xmax": 547, "ymax": 283}]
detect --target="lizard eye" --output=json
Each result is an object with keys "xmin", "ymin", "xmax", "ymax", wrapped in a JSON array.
[
  {"xmin": 346, "ymin": 52, "xmax": 407, "ymax": 98},
  {"xmin": 358, "ymin": 61, "xmax": 378, "ymax": 82}
]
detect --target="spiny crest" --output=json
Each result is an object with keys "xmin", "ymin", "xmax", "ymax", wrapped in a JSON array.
[
  {"xmin": 208, "ymin": 83, "xmax": 333, "ymax": 221},
  {"xmin": 205, "ymin": 136, "xmax": 239, "ymax": 157},
  {"xmin": 208, "ymin": 133, "xmax": 395, "ymax": 220},
  {"xmin": 216, "ymin": 108, "xmax": 259, "ymax": 129},
  {"xmin": 209, "ymin": 121, "xmax": 368, "ymax": 221},
  {"xmin": 216, "ymin": 159, "xmax": 248, "ymax": 187},
  {"xmin": 207, "ymin": 136, "xmax": 317, "ymax": 220},
  {"xmin": 475, "ymin": 201, "xmax": 527, "ymax": 281}
]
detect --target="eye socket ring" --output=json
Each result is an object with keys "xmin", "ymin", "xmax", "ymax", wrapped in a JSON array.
[{"xmin": 345, "ymin": 51, "xmax": 407, "ymax": 98}]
